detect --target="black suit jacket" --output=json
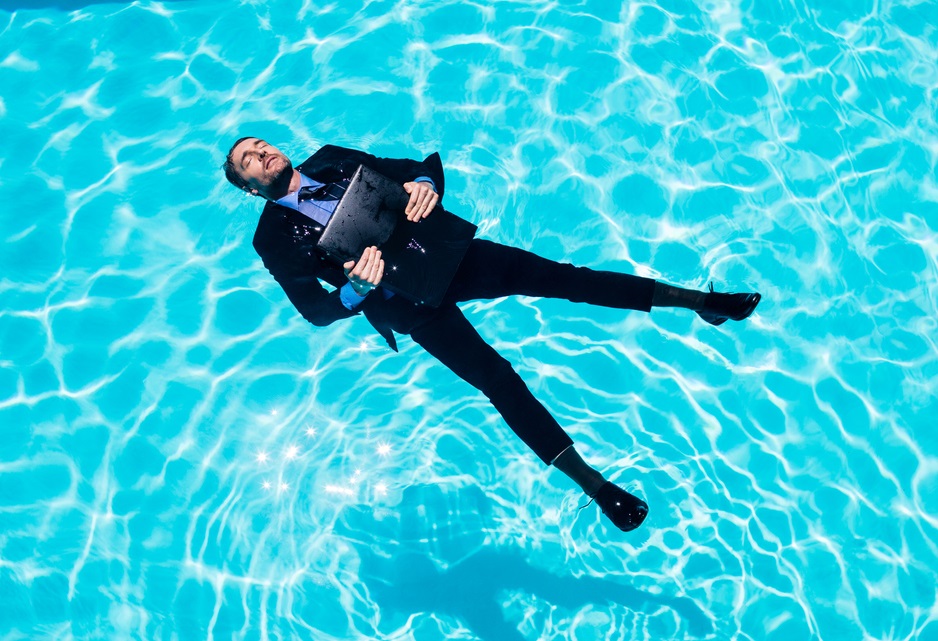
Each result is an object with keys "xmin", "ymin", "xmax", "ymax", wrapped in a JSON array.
[{"xmin": 252, "ymin": 144, "xmax": 447, "ymax": 351}]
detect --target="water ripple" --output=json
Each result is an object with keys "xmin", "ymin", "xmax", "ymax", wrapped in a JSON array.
[{"xmin": 1, "ymin": 0, "xmax": 937, "ymax": 640}]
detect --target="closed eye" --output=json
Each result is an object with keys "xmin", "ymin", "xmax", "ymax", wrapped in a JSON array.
[{"xmin": 240, "ymin": 140, "xmax": 265, "ymax": 169}]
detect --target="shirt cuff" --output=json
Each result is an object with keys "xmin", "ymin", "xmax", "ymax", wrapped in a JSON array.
[
  {"xmin": 414, "ymin": 176, "xmax": 436, "ymax": 192},
  {"xmin": 340, "ymin": 283, "xmax": 369, "ymax": 310}
]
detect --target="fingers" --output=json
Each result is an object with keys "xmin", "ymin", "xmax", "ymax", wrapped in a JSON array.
[
  {"xmin": 348, "ymin": 246, "xmax": 384, "ymax": 286},
  {"xmin": 351, "ymin": 247, "xmax": 375, "ymax": 278},
  {"xmin": 413, "ymin": 188, "xmax": 434, "ymax": 220},
  {"xmin": 404, "ymin": 183, "xmax": 439, "ymax": 221},
  {"xmin": 422, "ymin": 191, "xmax": 439, "ymax": 219},
  {"xmin": 404, "ymin": 185, "xmax": 418, "ymax": 220},
  {"xmin": 414, "ymin": 189, "xmax": 437, "ymax": 220},
  {"xmin": 363, "ymin": 248, "xmax": 381, "ymax": 283}
]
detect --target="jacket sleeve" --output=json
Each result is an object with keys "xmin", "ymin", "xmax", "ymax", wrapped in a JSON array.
[{"xmin": 254, "ymin": 227, "xmax": 359, "ymax": 328}]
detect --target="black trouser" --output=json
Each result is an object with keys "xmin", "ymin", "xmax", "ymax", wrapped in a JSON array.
[{"xmin": 386, "ymin": 239, "xmax": 656, "ymax": 465}]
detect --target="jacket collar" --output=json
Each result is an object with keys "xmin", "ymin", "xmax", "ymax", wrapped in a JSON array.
[{"xmin": 295, "ymin": 146, "xmax": 356, "ymax": 184}]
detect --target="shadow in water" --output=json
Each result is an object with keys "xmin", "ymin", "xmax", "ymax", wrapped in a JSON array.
[
  {"xmin": 337, "ymin": 484, "xmax": 713, "ymax": 640},
  {"xmin": 363, "ymin": 548, "xmax": 713, "ymax": 641},
  {"xmin": 0, "ymin": 0, "xmax": 189, "ymax": 10}
]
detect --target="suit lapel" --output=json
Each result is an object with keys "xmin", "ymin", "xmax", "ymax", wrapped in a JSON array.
[{"xmin": 296, "ymin": 146, "xmax": 361, "ymax": 184}]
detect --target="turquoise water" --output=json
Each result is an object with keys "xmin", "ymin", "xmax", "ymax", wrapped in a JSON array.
[{"xmin": 2, "ymin": 0, "xmax": 937, "ymax": 639}]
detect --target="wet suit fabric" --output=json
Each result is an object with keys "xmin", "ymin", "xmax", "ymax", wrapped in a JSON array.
[{"xmin": 251, "ymin": 145, "xmax": 656, "ymax": 465}]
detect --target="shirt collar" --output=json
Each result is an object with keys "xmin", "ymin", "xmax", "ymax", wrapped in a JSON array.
[{"xmin": 274, "ymin": 173, "xmax": 321, "ymax": 211}]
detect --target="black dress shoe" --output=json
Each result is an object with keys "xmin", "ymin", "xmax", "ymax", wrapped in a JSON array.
[
  {"xmin": 592, "ymin": 482, "xmax": 648, "ymax": 532},
  {"xmin": 697, "ymin": 283, "xmax": 761, "ymax": 326}
]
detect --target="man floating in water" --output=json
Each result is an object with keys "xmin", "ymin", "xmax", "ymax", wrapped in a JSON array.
[{"xmin": 222, "ymin": 138, "xmax": 761, "ymax": 532}]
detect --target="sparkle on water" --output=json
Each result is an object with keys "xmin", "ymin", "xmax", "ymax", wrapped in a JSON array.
[{"xmin": 2, "ymin": 1, "xmax": 937, "ymax": 640}]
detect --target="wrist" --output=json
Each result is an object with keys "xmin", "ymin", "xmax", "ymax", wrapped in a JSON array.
[{"xmin": 351, "ymin": 281, "xmax": 375, "ymax": 295}]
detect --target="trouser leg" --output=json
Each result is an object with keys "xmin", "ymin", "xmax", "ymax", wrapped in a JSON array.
[
  {"xmin": 552, "ymin": 445, "xmax": 607, "ymax": 496},
  {"xmin": 443, "ymin": 239, "xmax": 657, "ymax": 311},
  {"xmin": 408, "ymin": 304, "xmax": 574, "ymax": 466},
  {"xmin": 651, "ymin": 282, "xmax": 706, "ymax": 310}
]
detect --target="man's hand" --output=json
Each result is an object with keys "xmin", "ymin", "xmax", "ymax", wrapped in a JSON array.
[
  {"xmin": 343, "ymin": 246, "xmax": 385, "ymax": 295},
  {"xmin": 403, "ymin": 181, "xmax": 438, "ymax": 222}
]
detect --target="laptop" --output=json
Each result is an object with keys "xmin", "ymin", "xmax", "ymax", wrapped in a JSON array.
[{"xmin": 316, "ymin": 164, "xmax": 477, "ymax": 307}]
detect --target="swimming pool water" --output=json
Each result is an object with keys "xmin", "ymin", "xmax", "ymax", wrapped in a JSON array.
[{"xmin": 1, "ymin": 1, "xmax": 937, "ymax": 639}]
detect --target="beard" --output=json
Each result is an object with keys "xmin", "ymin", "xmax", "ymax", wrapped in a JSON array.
[{"xmin": 264, "ymin": 157, "xmax": 295, "ymax": 200}]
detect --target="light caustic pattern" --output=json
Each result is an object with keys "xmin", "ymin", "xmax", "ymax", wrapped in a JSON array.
[{"xmin": 1, "ymin": 0, "xmax": 936, "ymax": 639}]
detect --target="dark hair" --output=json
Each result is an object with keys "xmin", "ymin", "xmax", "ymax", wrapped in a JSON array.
[{"xmin": 222, "ymin": 136, "xmax": 253, "ymax": 190}]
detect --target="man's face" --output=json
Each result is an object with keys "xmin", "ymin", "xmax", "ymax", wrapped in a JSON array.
[{"xmin": 230, "ymin": 137, "xmax": 294, "ymax": 199}]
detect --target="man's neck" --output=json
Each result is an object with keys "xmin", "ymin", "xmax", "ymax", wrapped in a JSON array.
[
  {"xmin": 286, "ymin": 169, "xmax": 302, "ymax": 195},
  {"xmin": 264, "ymin": 169, "xmax": 302, "ymax": 202}
]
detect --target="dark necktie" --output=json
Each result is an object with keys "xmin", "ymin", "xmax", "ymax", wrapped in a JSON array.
[{"xmin": 298, "ymin": 178, "xmax": 349, "ymax": 203}]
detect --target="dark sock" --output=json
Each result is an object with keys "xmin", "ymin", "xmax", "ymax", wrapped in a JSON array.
[
  {"xmin": 552, "ymin": 446, "xmax": 607, "ymax": 497},
  {"xmin": 652, "ymin": 282, "xmax": 706, "ymax": 311}
]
